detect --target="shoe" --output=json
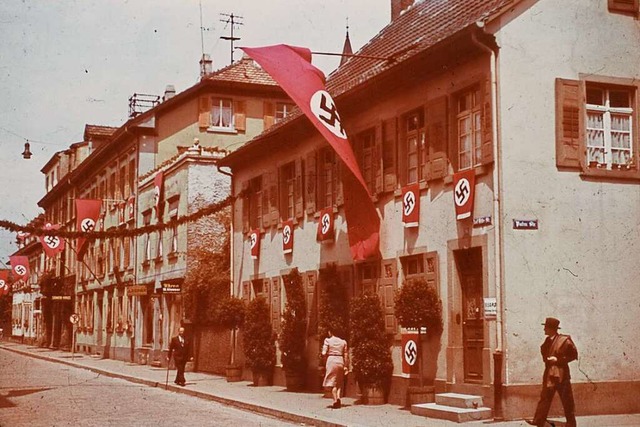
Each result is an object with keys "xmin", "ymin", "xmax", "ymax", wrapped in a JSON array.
[
  {"xmin": 337, "ymin": 399, "xmax": 341, "ymax": 407},
  {"xmin": 524, "ymin": 420, "xmax": 537, "ymax": 426},
  {"xmin": 331, "ymin": 401, "xmax": 341, "ymax": 409}
]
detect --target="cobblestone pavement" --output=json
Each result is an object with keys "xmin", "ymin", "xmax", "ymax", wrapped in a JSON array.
[{"xmin": 1, "ymin": 342, "xmax": 639, "ymax": 427}]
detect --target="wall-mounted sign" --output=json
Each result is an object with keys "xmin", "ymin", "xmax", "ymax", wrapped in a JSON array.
[
  {"xmin": 162, "ymin": 282, "xmax": 182, "ymax": 294},
  {"xmin": 484, "ymin": 297, "xmax": 497, "ymax": 319},
  {"xmin": 52, "ymin": 295, "xmax": 72, "ymax": 301},
  {"xmin": 128, "ymin": 285, "xmax": 148, "ymax": 296},
  {"xmin": 513, "ymin": 219, "xmax": 538, "ymax": 230},
  {"xmin": 473, "ymin": 216, "xmax": 492, "ymax": 227}
]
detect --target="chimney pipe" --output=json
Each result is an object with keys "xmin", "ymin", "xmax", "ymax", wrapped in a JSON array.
[
  {"xmin": 163, "ymin": 85, "xmax": 176, "ymax": 101},
  {"xmin": 391, "ymin": 0, "xmax": 415, "ymax": 21},
  {"xmin": 199, "ymin": 54, "xmax": 213, "ymax": 79}
]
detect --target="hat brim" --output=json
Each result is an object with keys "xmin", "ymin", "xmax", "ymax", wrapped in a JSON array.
[{"xmin": 541, "ymin": 323, "xmax": 560, "ymax": 328}]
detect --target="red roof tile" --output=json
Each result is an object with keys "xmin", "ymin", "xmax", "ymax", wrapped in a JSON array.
[
  {"xmin": 84, "ymin": 124, "xmax": 118, "ymax": 139},
  {"xmin": 205, "ymin": 54, "xmax": 279, "ymax": 86}
]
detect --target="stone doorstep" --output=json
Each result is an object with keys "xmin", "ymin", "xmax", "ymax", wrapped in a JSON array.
[
  {"xmin": 435, "ymin": 392, "xmax": 484, "ymax": 409},
  {"xmin": 411, "ymin": 403, "xmax": 492, "ymax": 423}
]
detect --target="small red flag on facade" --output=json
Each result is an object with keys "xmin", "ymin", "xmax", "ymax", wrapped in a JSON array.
[
  {"xmin": 250, "ymin": 229, "xmax": 260, "ymax": 260},
  {"xmin": 0, "ymin": 270, "xmax": 10, "ymax": 296},
  {"xmin": 402, "ymin": 184, "xmax": 420, "ymax": 228},
  {"xmin": 282, "ymin": 220, "xmax": 294, "ymax": 255},
  {"xmin": 317, "ymin": 207, "xmax": 334, "ymax": 242},
  {"xmin": 9, "ymin": 255, "xmax": 29, "ymax": 282},
  {"xmin": 241, "ymin": 44, "xmax": 380, "ymax": 261},
  {"xmin": 38, "ymin": 223, "xmax": 66, "ymax": 258},
  {"xmin": 75, "ymin": 199, "xmax": 102, "ymax": 259},
  {"xmin": 453, "ymin": 169, "xmax": 476, "ymax": 220}
]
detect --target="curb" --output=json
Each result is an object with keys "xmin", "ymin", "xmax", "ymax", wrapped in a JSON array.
[{"xmin": 0, "ymin": 344, "xmax": 343, "ymax": 427}]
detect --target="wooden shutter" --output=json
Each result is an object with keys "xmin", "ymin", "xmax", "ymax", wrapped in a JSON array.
[
  {"xmin": 425, "ymin": 251, "xmax": 439, "ymax": 291},
  {"xmin": 198, "ymin": 96, "xmax": 211, "ymax": 129},
  {"xmin": 374, "ymin": 124, "xmax": 384, "ymax": 195},
  {"xmin": 261, "ymin": 175, "xmax": 271, "ymax": 228},
  {"xmin": 382, "ymin": 118, "xmax": 397, "ymax": 192},
  {"xmin": 263, "ymin": 101, "xmax": 275, "ymax": 129},
  {"xmin": 271, "ymin": 277, "xmax": 281, "ymax": 331},
  {"xmin": 378, "ymin": 259, "xmax": 397, "ymax": 334},
  {"xmin": 426, "ymin": 96, "xmax": 449, "ymax": 180},
  {"xmin": 268, "ymin": 170, "xmax": 279, "ymax": 225},
  {"xmin": 555, "ymin": 78, "xmax": 583, "ymax": 169},
  {"xmin": 242, "ymin": 281, "xmax": 251, "ymax": 302},
  {"xmin": 304, "ymin": 271, "xmax": 318, "ymax": 337},
  {"xmin": 608, "ymin": 0, "xmax": 639, "ymax": 13},
  {"xmin": 305, "ymin": 151, "xmax": 317, "ymax": 215},
  {"xmin": 234, "ymin": 100, "xmax": 246, "ymax": 132},
  {"xmin": 241, "ymin": 181, "xmax": 250, "ymax": 233},
  {"xmin": 335, "ymin": 160, "xmax": 344, "ymax": 206},
  {"xmin": 398, "ymin": 115, "xmax": 408, "ymax": 185},
  {"xmin": 294, "ymin": 158, "xmax": 304, "ymax": 220},
  {"xmin": 480, "ymin": 77, "xmax": 494, "ymax": 165}
]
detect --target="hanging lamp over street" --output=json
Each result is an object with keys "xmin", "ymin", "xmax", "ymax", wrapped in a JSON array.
[{"xmin": 22, "ymin": 141, "xmax": 32, "ymax": 159}]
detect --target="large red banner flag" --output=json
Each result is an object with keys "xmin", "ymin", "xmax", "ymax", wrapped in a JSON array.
[
  {"xmin": 39, "ymin": 223, "xmax": 66, "ymax": 258},
  {"xmin": 0, "ymin": 270, "xmax": 9, "ymax": 296},
  {"xmin": 241, "ymin": 44, "xmax": 380, "ymax": 261},
  {"xmin": 76, "ymin": 199, "xmax": 102, "ymax": 258},
  {"xmin": 9, "ymin": 255, "xmax": 29, "ymax": 282},
  {"xmin": 453, "ymin": 169, "xmax": 476, "ymax": 220}
]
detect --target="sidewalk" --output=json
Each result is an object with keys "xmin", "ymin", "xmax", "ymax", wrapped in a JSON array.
[{"xmin": 1, "ymin": 342, "xmax": 638, "ymax": 427}]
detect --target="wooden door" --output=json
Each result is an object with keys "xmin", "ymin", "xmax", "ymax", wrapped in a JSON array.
[{"xmin": 456, "ymin": 248, "xmax": 483, "ymax": 382}]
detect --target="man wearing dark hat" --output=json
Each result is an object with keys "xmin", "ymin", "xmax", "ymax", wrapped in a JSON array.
[{"xmin": 527, "ymin": 317, "xmax": 578, "ymax": 427}]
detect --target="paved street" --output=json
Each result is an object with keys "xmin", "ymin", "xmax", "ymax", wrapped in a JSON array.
[{"xmin": 0, "ymin": 349, "xmax": 296, "ymax": 427}]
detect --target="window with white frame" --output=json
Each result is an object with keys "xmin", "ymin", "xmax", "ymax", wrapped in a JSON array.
[
  {"xmin": 248, "ymin": 176, "xmax": 263, "ymax": 229},
  {"xmin": 279, "ymin": 162, "xmax": 295, "ymax": 221},
  {"xmin": 457, "ymin": 87, "xmax": 482, "ymax": 171},
  {"xmin": 211, "ymin": 97, "xmax": 234, "ymax": 129},
  {"xmin": 318, "ymin": 148, "xmax": 337, "ymax": 209},
  {"xmin": 275, "ymin": 102, "xmax": 295, "ymax": 123},
  {"xmin": 354, "ymin": 129, "xmax": 376, "ymax": 195},
  {"xmin": 168, "ymin": 197, "xmax": 179, "ymax": 254},
  {"xmin": 143, "ymin": 211, "xmax": 152, "ymax": 263}
]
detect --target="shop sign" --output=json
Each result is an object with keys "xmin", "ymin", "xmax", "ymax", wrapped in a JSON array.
[
  {"xmin": 52, "ymin": 295, "xmax": 72, "ymax": 301},
  {"xmin": 473, "ymin": 216, "xmax": 492, "ymax": 227},
  {"xmin": 162, "ymin": 282, "xmax": 182, "ymax": 294},
  {"xmin": 128, "ymin": 285, "xmax": 148, "ymax": 296},
  {"xmin": 513, "ymin": 219, "xmax": 538, "ymax": 230},
  {"xmin": 484, "ymin": 297, "xmax": 497, "ymax": 319}
]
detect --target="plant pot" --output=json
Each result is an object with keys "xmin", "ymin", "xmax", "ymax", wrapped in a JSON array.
[
  {"xmin": 405, "ymin": 385, "xmax": 435, "ymax": 408},
  {"xmin": 252, "ymin": 370, "xmax": 270, "ymax": 386},
  {"xmin": 284, "ymin": 371, "xmax": 305, "ymax": 391},
  {"xmin": 225, "ymin": 365, "xmax": 243, "ymax": 382},
  {"xmin": 362, "ymin": 385, "xmax": 385, "ymax": 405}
]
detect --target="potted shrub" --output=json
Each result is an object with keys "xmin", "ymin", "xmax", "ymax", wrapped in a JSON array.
[
  {"xmin": 243, "ymin": 296, "xmax": 276, "ymax": 386},
  {"xmin": 279, "ymin": 269, "xmax": 307, "ymax": 391},
  {"xmin": 350, "ymin": 294, "xmax": 393, "ymax": 405},
  {"xmin": 394, "ymin": 279, "xmax": 443, "ymax": 407},
  {"xmin": 214, "ymin": 296, "xmax": 246, "ymax": 382}
]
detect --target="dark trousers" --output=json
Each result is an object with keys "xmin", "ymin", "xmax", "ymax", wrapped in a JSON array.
[
  {"xmin": 533, "ymin": 380, "xmax": 576, "ymax": 427},
  {"xmin": 174, "ymin": 359, "xmax": 186, "ymax": 384}
]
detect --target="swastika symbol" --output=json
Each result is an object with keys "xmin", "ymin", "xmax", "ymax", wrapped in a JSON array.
[
  {"xmin": 14, "ymin": 265, "xmax": 26, "ymax": 276},
  {"xmin": 44, "ymin": 235, "xmax": 60, "ymax": 249},
  {"xmin": 404, "ymin": 339, "xmax": 418, "ymax": 366},
  {"xmin": 283, "ymin": 225, "xmax": 291, "ymax": 244},
  {"xmin": 454, "ymin": 178, "xmax": 471, "ymax": 207},
  {"xmin": 250, "ymin": 233, "xmax": 257, "ymax": 249},
  {"xmin": 0, "ymin": 280, "xmax": 6, "ymax": 290},
  {"xmin": 81, "ymin": 218, "xmax": 96, "ymax": 232},
  {"xmin": 321, "ymin": 213, "xmax": 331, "ymax": 235},
  {"xmin": 403, "ymin": 190, "xmax": 416, "ymax": 216},
  {"xmin": 310, "ymin": 90, "xmax": 347, "ymax": 139}
]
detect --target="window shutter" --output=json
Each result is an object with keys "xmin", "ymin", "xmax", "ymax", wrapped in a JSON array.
[
  {"xmin": 305, "ymin": 151, "xmax": 317, "ymax": 215},
  {"xmin": 294, "ymin": 158, "xmax": 304, "ymax": 220},
  {"xmin": 426, "ymin": 96, "xmax": 449, "ymax": 180},
  {"xmin": 425, "ymin": 251, "xmax": 439, "ymax": 291},
  {"xmin": 263, "ymin": 101, "xmax": 275, "ymax": 129},
  {"xmin": 241, "ymin": 181, "xmax": 250, "ymax": 233},
  {"xmin": 448, "ymin": 95, "xmax": 459, "ymax": 172},
  {"xmin": 234, "ymin": 100, "xmax": 246, "ymax": 132},
  {"xmin": 481, "ymin": 78, "xmax": 494, "ymax": 165},
  {"xmin": 271, "ymin": 277, "xmax": 281, "ymax": 331},
  {"xmin": 335, "ymin": 160, "xmax": 344, "ymax": 206},
  {"xmin": 608, "ymin": 0, "xmax": 639, "ymax": 13},
  {"xmin": 555, "ymin": 78, "xmax": 583, "ymax": 169},
  {"xmin": 378, "ymin": 259, "xmax": 398, "ymax": 334},
  {"xmin": 382, "ymin": 118, "xmax": 397, "ymax": 192},
  {"xmin": 198, "ymin": 96, "xmax": 211, "ymax": 129},
  {"xmin": 261, "ymin": 175, "xmax": 271, "ymax": 228},
  {"xmin": 242, "ymin": 281, "xmax": 251, "ymax": 302},
  {"xmin": 304, "ymin": 271, "xmax": 318, "ymax": 337},
  {"xmin": 374, "ymin": 124, "xmax": 384, "ymax": 195},
  {"xmin": 269, "ymin": 171, "xmax": 279, "ymax": 225},
  {"xmin": 398, "ymin": 115, "xmax": 408, "ymax": 185}
]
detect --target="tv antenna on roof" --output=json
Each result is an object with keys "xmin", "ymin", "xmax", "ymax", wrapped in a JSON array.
[
  {"xmin": 220, "ymin": 12, "xmax": 243, "ymax": 65},
  {"xmin": 199, "ymin": 1, "xmax": 212, "ymax": 57}
]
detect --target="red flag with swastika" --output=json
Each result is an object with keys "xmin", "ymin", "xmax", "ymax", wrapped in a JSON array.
[
  {"xmin": 316, "ymin": 206, "xmax": 334, "ymax": 242},
  {"xmin": 0, "ymin": 270, "xmax": 10, "ymax": 296},
  {"xmin": 241, "ymin": 44, "xmax": 380, "ymax": 261},
  {"xmin": 453, "ymin": 169, "xmax": 476, "ymax": 220},
  {"xmin": 38, "ymin": 223, "xmax": 66, "ymax": 258},
  {"xmin": 282, "ymin": 220, "xmax": 294, "ymax": 255},
  {"xmin": 401, "ymin": 184, "xmax": 420, "ymax": 228},
  {"xmin": 75, "ymin": 199, "xmax": 102, "ymax": 259},
  {"xmin": 9, "ymin": 255, "xmax": 29, "ymax": 282}
]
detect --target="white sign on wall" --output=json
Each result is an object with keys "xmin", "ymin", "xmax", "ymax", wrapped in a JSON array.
[{"xmin": 483, "ymin": 297, "xmax": 497, "ymax": 319}]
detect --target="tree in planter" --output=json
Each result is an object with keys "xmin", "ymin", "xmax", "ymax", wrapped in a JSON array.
[
  {"xmin": 394, "ymin": 279, "xmax": 443, "ymax": 388},
  {"xmin": 243, "ymin": 297, "xmax": 276, "ymax": 385},
  {"xmin": 279, "ymin": 269, "xmax": 307, "ymax": 390},
  {"xmin": 214, "ymin": 296, "xmax": 245, "ymax": 381},
  {"xmin": 350, "ymin": 294, "xmax": 393, "ymax": 404}
]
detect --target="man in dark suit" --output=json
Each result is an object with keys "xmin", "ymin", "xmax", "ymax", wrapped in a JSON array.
[
  {"xmin": 527, "ymin": 317, "xmax": 578, "ymax": 427},
  {"xmin": 168, "ymin": 327, "xmax": 190, "ymax": 386}
]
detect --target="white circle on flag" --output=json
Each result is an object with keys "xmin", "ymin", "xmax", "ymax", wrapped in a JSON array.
[
  {"xmin": 309, "ymin": 90, "xmax": 347, "ymax": 139},
  {"xmin": 0, "ymin": 280, "xmax": 6, "ymax": 291},
  {"xmin": 81, "ymin": 218, "xmax": 96, "ymax": 232},
  {"xmin": 454, "ymin": 178, "xmax": 471, "ymax": 207},
  {"xmin": 250, "ymin": 232, "xmax": 258, "ymax": 249},
  {"xmin": 403, "ymin": 190, "xmax": 416, "ymax": 216},
  {"xmin": 69, "ymin": 313, "xmax": 80, "ymax": 324},
  {"xmin": 44, "ymin": 235, "xmax": 61, "ymax": 249},
  {"xmin": 321, "ymin": 213, "xmax": 331, "ymax": 235},
  {"xmin": 14, "ymin": 265, "xmax": 26, "ymax": 276},
  {"xmin": 154, "ymin": 185, "xmax": 160, "ymax": 204},
  {"xmin": 404, "ymin": 339, "xmax": 418, "ymax": 366},
  {"xmin": 283, "ymin": 224, "xmax": 292, "ymax": 244}
]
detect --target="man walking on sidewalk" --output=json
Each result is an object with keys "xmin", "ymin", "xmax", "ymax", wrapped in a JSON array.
[{"xmin": 168, "ymin": 327, "xmax": 190, "ymax": 386}]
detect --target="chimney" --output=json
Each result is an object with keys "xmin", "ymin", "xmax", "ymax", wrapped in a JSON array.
[
  {"xmin": 163, "ymin": 85, "xmax": 176, "ymax": 101},
  {"xmin": 199, "ymin": 53, "xmax": 213, "ymax": 79},
  {"xmin": 391, "ymin": 0, "xmax": 415, "ymax": 21}
]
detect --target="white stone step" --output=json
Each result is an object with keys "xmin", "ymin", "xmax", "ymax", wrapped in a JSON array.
[
  {"xmin": 411, "ymin": 402, "xmax": 492, "ymax": 423},
  {"xmin": 435, "ymin": 392, "xmax": 484, "ymax": 409}
]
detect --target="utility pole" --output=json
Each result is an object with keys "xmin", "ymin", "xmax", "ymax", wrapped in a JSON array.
[{"xmin": 220, "ymin": 13, "xmax": 243, "ymax": 65}]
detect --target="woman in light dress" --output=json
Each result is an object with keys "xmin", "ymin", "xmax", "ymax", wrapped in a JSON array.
[{"xmin": 322, "ymin": 329, "xmax": 349, "ymax": 408}]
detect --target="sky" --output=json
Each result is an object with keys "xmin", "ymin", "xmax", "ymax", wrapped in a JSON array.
[{"xmin": 0, "ymin": 0, "xmax": 391, "ymax": 264}]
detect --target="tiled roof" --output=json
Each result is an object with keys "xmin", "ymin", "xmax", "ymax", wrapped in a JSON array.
[
  {"xmin": 84, "ymin": 124, "xmax": 118, "ymax": 139},
  {"xmin": 205, "ymin": 54, "xmax": 279, "ymax": 86}
]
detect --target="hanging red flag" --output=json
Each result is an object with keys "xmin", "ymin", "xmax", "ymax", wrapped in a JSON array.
[
  {"xmin": 402, "ymin": 184, "xmax": 420, "ymax": 228},
  {"xmin": 9, "ymin": 255, "xmax": 29, "ymax": 282},
  {"xmin": 38, "ymin": 223, "xmax": 66, "ymax": 258},
  {"xmin": 453, "ymin": 169, "xmax": 476, "ymax": 220},
  {"xmin": 316, "ymin": 207, "xmax": 334, "ymax": 242},
  {"xmin": 0, "ymin": 270, "xmax": 9, "ymax": 296},
  {"xmin": 282, "ymin": 220, "xmax": 294, "ymax": 255},
  {"xmin": 250, "ymin": 229, "xmax": 260, "ymax": 260},
  {"xmin": 76, "ymin": 199, "xmax": 102, "ymax": 259},
  {"xmin": 127, "ymin": 193, "xmax": 135, "ymax": 220},
  {"xmin": 154, "ymin": 171, "xmax": 164, "ymax": 219},
  {"xmin": 241, "ymin": 44, "xmax": 379, "ymax": 261}
]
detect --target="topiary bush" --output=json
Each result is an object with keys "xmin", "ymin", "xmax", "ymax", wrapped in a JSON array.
[
  {"xmin": 242, "ymin": 297, "xmax": 276, "ymax": 375},
  {"xmin": 214, "ymin": 296, "xmax": 245, "ymax": 366},
  {"xmin": 318, "ymin": 264, "xmax": 349, "ymax": 340},
  {"xmin": 279, "ymin": 269, "xmax": 307, "ymax": 377}
]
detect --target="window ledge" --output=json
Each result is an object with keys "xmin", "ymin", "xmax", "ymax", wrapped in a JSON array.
[
  {"xmin": 206, "ymin": 126, "xmax": 237, "ymax": 135},
  {"xmin": 579, "ymin": 166, "xmax": 640, "ymax": 181}
]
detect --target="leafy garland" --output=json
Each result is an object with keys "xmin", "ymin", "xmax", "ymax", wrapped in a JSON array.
[{"xmin": 0, "ymin": 194, "xmax": 235, "ymax": 239}]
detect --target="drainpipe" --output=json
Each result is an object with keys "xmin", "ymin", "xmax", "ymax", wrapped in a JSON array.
[
  {"xmin": 216, "ymin": 163, "xmax": 234, "ymax": 296},
  {"xmin": 472, "ymin": 22, "xmax": 505, "ymax": 420}
]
